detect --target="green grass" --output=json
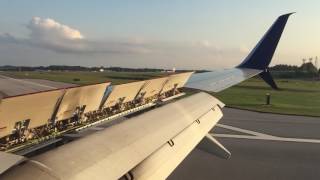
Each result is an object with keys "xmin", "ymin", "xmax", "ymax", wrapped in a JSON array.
[
  {"xmin": 1, "ymin": 71, "xmax": 167, "ymax": 85},
  {"xmin": 2, "ymin": 71, "xmax": 320, "ymax": 117},
  {"xmin": 214, "ymin": 78, "xmax": 320, "ymax": 117}
]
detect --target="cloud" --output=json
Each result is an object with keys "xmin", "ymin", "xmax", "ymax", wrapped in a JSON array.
[
  {"xmin": 0, "ymin": 17, "xmax": 255, "ymax": 69},
  {"xmin": 27, "ymin": 17, "xmax": 84, "ymax": 41},
  {"xmin": 0, "ymin": 33, "xmax": 19, "ymax": 43},
  {"xmin": 0, "ymin": 17, "xmax": 150, "ymax": 54}
]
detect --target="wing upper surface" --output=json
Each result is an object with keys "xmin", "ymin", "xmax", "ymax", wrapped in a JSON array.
[{"xmin": 185, "ymin": 68, "xmax": 261, "ymax": 92}]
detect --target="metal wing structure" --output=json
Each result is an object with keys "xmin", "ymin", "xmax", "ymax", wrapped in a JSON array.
[
  {"xmin": 0, "ymin": 13, "xmax": 293, "ymax": 180},
  {"xmin": 186, "ymin": 13, "xmax": 293, "ymax": 92}
]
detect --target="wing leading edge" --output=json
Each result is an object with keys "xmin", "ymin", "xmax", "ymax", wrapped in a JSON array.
[{"xmin": 185, "ymin": 13, "xmax": 294, "ymax": 92}]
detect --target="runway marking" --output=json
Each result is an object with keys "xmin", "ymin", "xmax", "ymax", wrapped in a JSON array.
[
  {"xmin": 216, "ymin": 124, "xmax": 275, "ymax": 138},
  {"xmin": 0, "ymin": 74, "xmax": 56, "ymax": 89},
  {"xmin": 214, "ymin": 123, "xmax": 320, "ymax": 144}
]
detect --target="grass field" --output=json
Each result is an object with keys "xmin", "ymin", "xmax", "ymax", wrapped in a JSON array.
[
  {"xmin": 1, "ymin": 71, "xmax": 320, "ymax": 117},
  {"xmin": 1, "ymin": 71, "xmax": 167, "ymax": 85},
  {"xmin": 215, "ymin": 78, "xmax": 320, "ymax": 117}
]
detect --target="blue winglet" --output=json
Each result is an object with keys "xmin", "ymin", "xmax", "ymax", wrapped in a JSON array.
[
  {"xmin": 259, "ymin": 69, "xmax": 279, "ymax": 89},
  {"xmin": 238, "ymin": 13, "xmax": 294, "ymax": 70},
  {"xmin": 238, "ymin": 13, "xmax": 294, "ymax": 89},
  {"xmin": 185, "ymin": 13, "xmax": 293, "ymax": 92}
]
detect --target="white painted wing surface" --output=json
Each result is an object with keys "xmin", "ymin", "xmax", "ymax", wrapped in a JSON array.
[
  {"xmin": 130, "ymin": 103, "xmax": 223, "ymax": 180},
  {"xmin": 1, "ymin": 92, "xmax": 224, "ymax": 180},
  {"xmin": 185, "ymin": 68, "xmax": 261, "ymax": 92}
]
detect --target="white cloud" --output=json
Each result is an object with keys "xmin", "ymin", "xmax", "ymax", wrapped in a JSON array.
[
  {"xmin": 0, "ymin": 17, "xmax": 256, "ymax": 69},
  {"xmin": 27, "ymin": 17, "xmax": 84, "ymax": 41},
  {"xmin": 0, "ymin": 17, "xmax": 150, "ymax": 54}
]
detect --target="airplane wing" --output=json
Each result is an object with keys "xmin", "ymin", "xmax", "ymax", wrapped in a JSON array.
[
  {"xmin": 185, "ymin": 13, "xmax": 293, "ymax": 92},
  {"xmin": 0, "ymin": 13, "xmax": 292, "ymax": 180}
]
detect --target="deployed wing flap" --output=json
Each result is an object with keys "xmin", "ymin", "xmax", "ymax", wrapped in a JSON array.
[{"xmin": 129, "ymin": 102, "xmax": 223, "ymax": 180}]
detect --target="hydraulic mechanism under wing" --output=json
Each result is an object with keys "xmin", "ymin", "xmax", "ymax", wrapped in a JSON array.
[{"xmin": 0, "ymin": 13, "xmax": 293, "ymax": 180}]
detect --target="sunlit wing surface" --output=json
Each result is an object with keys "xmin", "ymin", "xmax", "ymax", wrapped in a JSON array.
[
  {"xmin": 0, "ymin": 90, "xmax": 64, "ymax": 138},
  {"xmin": 0, "ymin": 13, "xmax": 293, "ymax": 180},
  {"xmin": 55, "ymin": 82, "xmax": 109, "ymax": 121},
  {"xmin": 185, "ymin": 68, "xmax": 261, "ymax": 92},
  {"xmin": 130, "ymin": 100, "xmax": 224, "ymax": 180}
]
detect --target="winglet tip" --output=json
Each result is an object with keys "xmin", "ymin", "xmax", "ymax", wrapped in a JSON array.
[
  {"xmin": 280, "ymin": 12, "xmax": 295, "ymax": 18},
  {"xmin": 237, "ymin": 13, "xmax": 293, "ymax": 70}
]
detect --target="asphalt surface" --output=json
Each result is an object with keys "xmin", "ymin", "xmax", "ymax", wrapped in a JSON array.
[
  {"xmin": 0, "ymin": 74, "xmax": 76, "ymax": 97},
  {"xmin": 168, "ymin": 108, "xmax": 320, "ymax": 180}
]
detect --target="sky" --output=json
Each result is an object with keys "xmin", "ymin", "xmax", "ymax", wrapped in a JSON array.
[{"xmin": 0, "ymin": 0, "xmax": 319, "ymax": 70}]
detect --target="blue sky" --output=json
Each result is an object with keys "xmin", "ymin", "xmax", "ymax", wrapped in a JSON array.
[{"xmin": 0, "ymin": 0, "xmax": 319, "ymax": 69}]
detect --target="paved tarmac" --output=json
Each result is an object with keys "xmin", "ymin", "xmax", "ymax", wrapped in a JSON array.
[
  {"xmin": 168, "ymin": 108, "xmax": 320, "ymax": 180},
  {"xmin": 0, "ymin": 74, "xmax": 76, "ymax": 97}
]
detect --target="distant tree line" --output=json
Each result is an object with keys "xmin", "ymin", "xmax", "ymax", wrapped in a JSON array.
[
  {"xmin": 0, "ymin": 65, "xmax": 167, "ymax": 72},
  {"xmin": 1, "ymin": 63, "xmax": 317, "ymax": 79},
  {"xmin": 270, "ymin": 63, "xmax": 320, "ymax": 79},
  {"xmin": 0, "ymin": 65, "xmax": 201, "ymax": 73}
]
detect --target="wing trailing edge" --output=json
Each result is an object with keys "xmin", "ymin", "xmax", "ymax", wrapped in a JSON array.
[{"xmin": 127, "ymin": 93, "xmax": 224, "ymax": 180}]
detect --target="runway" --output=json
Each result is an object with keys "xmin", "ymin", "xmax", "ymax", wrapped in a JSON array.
[
  {"xmin": 0, "ymin": 74, "xmax": 77, "ymax": 97},
  {"xmin": 168, "ymin": 108, "xmax": 320, "ymax": 180}
]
